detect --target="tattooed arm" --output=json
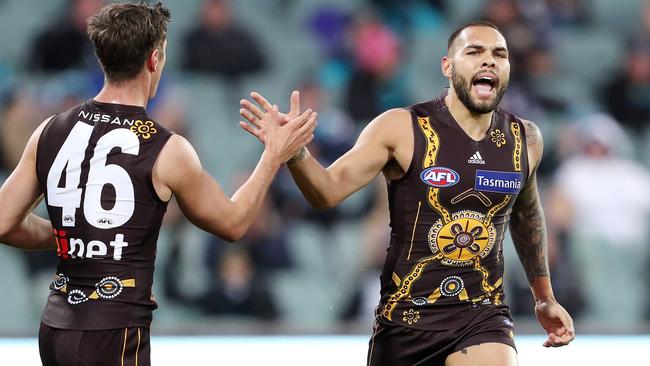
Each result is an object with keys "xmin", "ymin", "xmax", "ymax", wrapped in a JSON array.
[
  {"xmin": 509, "ymin": 120, "xmax": 575, "ymax": 348},
  {"xmin": 510, "ymin": 170, "xmax": 549, "ymax": 282}
]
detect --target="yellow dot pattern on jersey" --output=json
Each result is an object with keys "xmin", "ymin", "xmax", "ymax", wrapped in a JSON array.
[
  {"xmin": 511, "ymin": 121, "xmax": 522, "ymax": 172},
  {"xmin": 416, "ymin": 117, "xmax": 452, "ymax": 224},
  {"xmin": 381, "ymin": 253, "xmax": 443, "ymax": 320}
]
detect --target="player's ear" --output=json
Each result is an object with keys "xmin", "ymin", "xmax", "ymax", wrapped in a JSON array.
[
  {"xmin": 441, "ymin": 56, "xmax": 452, "ymax": 78},
  {"xmin": 147, "ymin": 48, "xmax": 160, "ymax": 72}
]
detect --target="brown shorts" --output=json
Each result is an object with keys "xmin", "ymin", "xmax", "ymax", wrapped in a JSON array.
[
  {"xmin": 367, "ymin": 306, "xmax": 516, "ymax": 366},
  {"xmin": 39, "ymin": 322, "xmax": 150, "ymax": 366}
]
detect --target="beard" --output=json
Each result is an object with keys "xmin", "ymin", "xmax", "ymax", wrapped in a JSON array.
[{"xmin": 451, "ymin": 66, "xmax": 508, "ymax": 115}]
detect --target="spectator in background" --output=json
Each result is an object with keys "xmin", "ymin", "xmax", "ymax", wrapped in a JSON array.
[
  {"xmin": 271, "ymin": 81, "xmax": 366, "ymax": 229},
  {"xmin": 366, "ymin": 0, "xmax": 446, "ymax": 37},
  {"xmin": 481, "ymin": 2, "xmax": 540, "ymax": 123},
  {"xmin": 548, "ymin": 113, "xmax": 650, "ymax": 326},
  {"xmin": 205, "ymin": 192, "xmax": 294, "ymax": 274},
  {"xmin": 631, "ymin": 0, "xmax": 650, "ymax": 45},
  {"xmin": 0, "ymin": 90, "xmax": 58, "ymax": 319},
  {"xmin": 339, "ymin": 178, "xmax": 389, "ymax": 324},
  {"xmin": 164, "ymin": 242, "xmax": 279, "ymax": 320},
  {"xmin": 0, "ymin": 92, "xmax": 41, "ymax": 170},
  {"xmin": 308, "ymin": 6, "xmax": 354, "ymax": 92},
  {"xmin": 182, "ymin": 0, "xmax": 266, "ymax": 82},
  {"xmin": 344, "ymin": 15, "xmax": 409, "ymax": 125},
  {"xmin": 29, "ymin": 0, "xmax": 103, "ymax": 72},
  {"xmin": 544, "ymin": 0, "xmax": 590, "ymax": 27},
  {"xmin": 301, "ymin": 79, "xmax": 356, "ymax": 165},
  {"xmin": 601, "ymin": 42, "xmax": 650, "ymax": 133}
]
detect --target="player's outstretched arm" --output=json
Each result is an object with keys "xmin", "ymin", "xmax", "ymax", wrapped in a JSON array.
[
  {"xmin": 0, "ymin": 119, "xmax": 56, "ymax": 250},
  {"xmin": 155, "ymin": 107, "xmax": 316, "ymax": 242},
  {"xmin": 509, "ymin": 120, "xmax": 575, "ymax": 348},
  {"xmin": 240, "ymin": 91, "xmax": 406, "ymax": 209}
]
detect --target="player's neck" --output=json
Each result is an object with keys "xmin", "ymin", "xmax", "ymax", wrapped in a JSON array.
[
  {"xmin": 94, "ymin": 76, "xmax": 150, "ymax": 109},
  {"xmin": 444, "ymin": 92, "xmax": 493, "ymax": 141}
]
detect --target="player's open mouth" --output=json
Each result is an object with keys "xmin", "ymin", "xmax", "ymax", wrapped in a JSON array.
[{"xmin": 472, "ymin": 74, "xmax": 497, "ymax": 97}]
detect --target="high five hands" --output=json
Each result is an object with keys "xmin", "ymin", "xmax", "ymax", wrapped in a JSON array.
[{"xmin": 240, "ymin": 91, "xmax": 316, "ymax": 163}]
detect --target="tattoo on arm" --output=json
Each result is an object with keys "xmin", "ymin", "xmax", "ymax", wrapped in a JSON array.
[
  {"xmin": 461, "ymin": 348, "xmax": 468, "ymax": 355},
  {"xmin": 287, "ymin": 146, "xmax": 307, "ymax": 166},
  {"xmin": 523, "ymin": 120, "xmax": 540, "ymax": 146},
  {"xmin": 509, "ymin": 173, "xmax": 550, "ymax": 283}
]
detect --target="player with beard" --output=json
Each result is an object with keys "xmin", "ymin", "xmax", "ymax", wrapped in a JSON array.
[{"xmin": 239, "ymin": 21, "xmax": 574, "ymax": 365}]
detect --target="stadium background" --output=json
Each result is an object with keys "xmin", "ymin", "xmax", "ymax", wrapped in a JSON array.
[{"xmin": 1, "ymin": 0, "xmax": 649, "ymax": 364}]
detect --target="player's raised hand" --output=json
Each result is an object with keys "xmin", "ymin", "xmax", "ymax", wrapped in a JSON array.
[
  {"xmin": 239, "ymin": 90, "xmax": 301, "ymax": 142},
  {"xmin": 243, "ymin": 105, "xmax": 316, "ymax": 163},
  {"xmin": 535, "ymin": 298, "xmax": 575, "ymax": 348}
]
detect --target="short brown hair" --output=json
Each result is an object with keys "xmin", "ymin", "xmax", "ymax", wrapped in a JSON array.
[
  {"xmin": 87, "ymin": 2, "xmax": 171, "ymax": 83},
  {"xmin": 447, "ymin": 20, "xmax": 502, "ymax": 51}
]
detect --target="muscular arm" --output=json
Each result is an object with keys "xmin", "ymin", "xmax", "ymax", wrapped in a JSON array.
[
  {"xmin": 0, "ymin": 119, "xmax": 56, "ymax": 250},
  {"xmin": 155, "ymin": 108, "xmax": 315, "ymax": 242},
  {"xmin": 509, "ymin": 120, "xmax": 552, "ymax": 299},
  {"xmin": 510, "ymin": 123, "xmax": 575, "ymax": 347},
  {"xmin": 155, "ymin": 135, "xmax": 279, "ymax": 242},
  {"xmin": 288, "ymin": 109, "xmax": 410, "ymax": 209},
  {"xmin": 509, "ymin": 171, "xmax": 552, "ymax": 294}
]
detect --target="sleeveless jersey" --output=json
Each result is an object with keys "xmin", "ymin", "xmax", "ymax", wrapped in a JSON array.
[
  {"xmin": 377, "ymin": 91, "xmax": 529, "ymax": 331},
  {"xmin": 36, "ymin": 99, "xmax": 173, "ymax": 330}
]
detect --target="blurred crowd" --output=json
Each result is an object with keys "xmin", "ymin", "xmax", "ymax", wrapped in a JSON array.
[{"xmin": 1, "ymin": 0, "xmax": 650, "ymax": 333}]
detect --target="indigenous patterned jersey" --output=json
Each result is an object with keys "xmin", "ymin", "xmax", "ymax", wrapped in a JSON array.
[
  {"xmin": 377, "ymin": 91, "xmax": 529, "ymax": 330},
  {"xmin": 36, "ymin": 100, "xmax": 172, "ymax": 330}
]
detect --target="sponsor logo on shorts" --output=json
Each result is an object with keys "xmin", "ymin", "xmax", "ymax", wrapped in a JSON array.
[
  {"xmin": 420, "ymin": 167, "xmax": 460, "ymax": 188},
  {"xmin": 474, "ymin": 170, "xmax": 522, "ymax": 194}
]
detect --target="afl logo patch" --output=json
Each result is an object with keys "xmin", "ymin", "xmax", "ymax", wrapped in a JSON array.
[{"xmin": 420, "ymin": 167, "xmax": 460, "ymax": 188}]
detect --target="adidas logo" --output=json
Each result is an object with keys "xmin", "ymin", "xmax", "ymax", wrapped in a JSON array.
[{"xmin": 468, "ymin": 151, "xmax": 485, "ymax": 164}]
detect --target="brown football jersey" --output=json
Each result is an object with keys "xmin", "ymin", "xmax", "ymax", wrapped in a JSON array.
[
  {"xmin": 377, "ymin": 90, "xmax": 529, "ymax": 330},
  {"xmin": 36, "ymin": 100, "xmax": 172, "ymax": 330}
]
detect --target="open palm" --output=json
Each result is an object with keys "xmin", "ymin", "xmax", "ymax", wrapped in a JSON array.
[{"xmin": 240, "ymin": 91, "xmax": 301, "ymax": 143}]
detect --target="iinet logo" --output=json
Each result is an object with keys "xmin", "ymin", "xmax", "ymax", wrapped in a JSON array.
[
  {"xmin": 468, "ymin": 151, "xmax": 485, "ymax": 165},
  {"xmin": 53, "ymin": 229, "xmax": 128, "ymax": 260}
]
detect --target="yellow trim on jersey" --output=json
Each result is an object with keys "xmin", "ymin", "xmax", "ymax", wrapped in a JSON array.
[
  {"xmin": 473, "ymin": 258, "xmax": 496, "ymax": 294},
  {"xmin": 416, "ymin": 117, "xmax": 439, "ymax": 168},
  {"xmin": 510, "ymin": 121, "xmax": 523, "ymax": 172},
  {"xmin": 382, "ymin": 253, "xmax": 443, "ymax": 320},
  {"xmin": 427, "ymin": 288, "xmax": 441, "ymax": 303},
  {"xmin": 425, "ymin": 284, "xmax": 469, "ymax": 304},
  {"xmin": 472, "ymin": 260, "xmax": 503, "ymax": 296},
  {"xmin": 458, "ymin": 288, "xmax": 469, "ymax": 301},
  {"xmin": 392, "ymin": 272, "xmax": 401, "ymax": 288},
  {"xmin": 484, "ymin": 195, "xmax": 512, "ymax": 224},
  {"xmin": 407, "ymin": 201, "xmax": 422, "ymax": 261},
  {"xmin": 427, "ymin": 188, "xmax": 452, "ymax": 224},
  {"xmin": 122, "ymin": 279, "xmax": 136, "ymax": 287},
  {"xmin": 87, "ymin": 278, "xmax": 136, "ymax": 300},
  {"xmin": 416, "ymin": 116, "xmax": 452, "ymax": 224}
]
